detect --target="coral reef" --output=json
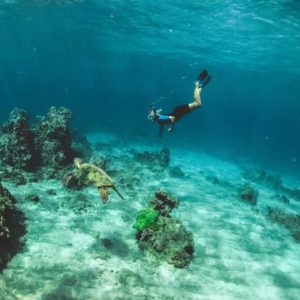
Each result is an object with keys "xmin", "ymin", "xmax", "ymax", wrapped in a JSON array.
[
  {"xmin": 35, "ymin": 106, "xmax": 74, "ymax": 168},
  {"xmin": 0, "ymin": 167, "xmax": 27, "ymax": 186},
  {"xmin": 0, "ymin": 107, "xmax": 89, "ymax": 183},
  {"xmin": 70, "ymin": 130, "xmax": 92, "ymax": 160},
  {"xmin": 242, "ymin": 168, "xmax": 300, "ymax": 203},
  {"xmin": 62, "ymin": 171, "xmax": 82, "ymax": 189},
  {"xmin": 0, "ymin": 182, "xmax": 26, "ymax": 270},
  {"xmin": 149, "ymin": 190, "xmax": 179, "ymax": 216},
  {"xmin": 134, "ymin": 191, "xmax": 194, "ymax": 268},
  {"xmin": 243, "ymin": 169, "xmax": 283, "ymax": 190},
  {"xmin": 238, "ymin": 183, "xmax": 259, "ymax": 205},
  {"xmin": 267, "ymin": 207, "xmax": 300, "ymax": 242},
  {"xmin": 0, "ymin": 108, "xmax": 36, "ymax": 171},
  {"xmin": 132, "ymin": 148, "xmax": 170, "ymax": 172},
  {"xmin": 131, "ymin": 148, "xmax": 184, "ymax": 179}
]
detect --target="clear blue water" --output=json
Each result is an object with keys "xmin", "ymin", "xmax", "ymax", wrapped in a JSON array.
[{"xmin": 0, "ymin": 0, "xmax": 300, "ymax": 176}]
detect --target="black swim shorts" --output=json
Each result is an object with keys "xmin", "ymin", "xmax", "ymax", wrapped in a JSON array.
[{"xmin": 170, "ymin": 104, "xmax": 191, "ymax": 121}]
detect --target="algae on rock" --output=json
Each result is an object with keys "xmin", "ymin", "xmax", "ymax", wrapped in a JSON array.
[{"xmin": 134, "ymin": 190, "xmax": 194, "ymax": 268}]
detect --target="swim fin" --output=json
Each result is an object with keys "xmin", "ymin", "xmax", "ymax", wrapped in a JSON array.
[
  {"xmin": 198, "ymin": 69, "xmax": 208, "ymax": 81},
  {"xmin": 197, "ymin": 69, "xmax": 211, "ymax": 88},
  {"xmin": 199, "ymin": 75, "xmax": 211, "ymax": 88}
]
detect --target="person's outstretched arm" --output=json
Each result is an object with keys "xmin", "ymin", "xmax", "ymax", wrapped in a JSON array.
[
  {"xmin": 168, "ymin": 122, "xmax": 175, "ymax": 133},
  {"xmin": 158, "ymin": 124, "xmax": 164, "ymax": 137}
]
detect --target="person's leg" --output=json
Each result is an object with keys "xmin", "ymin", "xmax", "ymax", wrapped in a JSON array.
[
  {"xmin": 188, "ymin": 82, "xmax": 202, "ymax": 110},
  {"xmin": 170, "ymin": 83, "xmax": 201, "ymax": 122}
]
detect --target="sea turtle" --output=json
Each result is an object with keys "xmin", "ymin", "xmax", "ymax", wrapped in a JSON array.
[{"xmin": 74, "ymin": 158, "xmax": 124, "ymax": 204}]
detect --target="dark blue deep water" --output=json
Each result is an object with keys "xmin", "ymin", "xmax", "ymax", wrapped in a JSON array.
[{"xmin": 1, "ymin": 0, "xmax": 300, "ymax": 177}]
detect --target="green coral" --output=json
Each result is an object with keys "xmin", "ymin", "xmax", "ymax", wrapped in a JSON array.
[
  {"xmin": 134, "ymin": 191, "xmax": 194, "ymax": 268},
  {"xmin": 133, "ymin": 207, "xmax": 159, "ymax": 231}
]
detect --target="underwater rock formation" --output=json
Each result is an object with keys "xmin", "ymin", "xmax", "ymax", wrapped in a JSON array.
[
  {"xmin": 62, "ymin": 171, "xmax": 82, "ymax": 189},
  {"xmin": 0, "ymin": 167, "xmax": 27, "ymax": 186},
  {"xmin": 238, "ymin": 183, "xmax": 259, "ymax": 205},
  {"xmin": 134, "ymin": 190, "xmax": 194, "ymax": 268},
  {"xmin": 243, "ymin": 169, "xmax": 283, "ymax": 190},
  {"xmin": 70, "ymin": 130, "xmax": 92, "ymax": 160},
  {"xmin": 0, "ymin": 182, "xmax": 26, "ymax": 270},
  {"xmin": 243, "ymin": 169, "xmax": 300, "ymax": 203},
  {"xmin": 0, "ymin": 108, "xmax": 36, "ymax": 171},
  {"xmin": 267, "ymin": 207, "xmax": 300, "ymax": 242},
  {"xmin": 0, "ymin": 106, "xmax": 86, "ymax": 177},
  {"xmin": 149, "ymin": 190, "xmax": 179, "ymax": 216},
  {"xmin": 35, "ymin": 106, "xmax": 73, "ymax": 168},
  {"xmin": 132, "ymin": 148, "xmax": 170, "ymax": 172}
]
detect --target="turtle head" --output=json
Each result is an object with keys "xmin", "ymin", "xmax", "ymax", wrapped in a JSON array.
[{"xmin": 74, "ymin": 157, "xmax": 84, "ymax": 168}]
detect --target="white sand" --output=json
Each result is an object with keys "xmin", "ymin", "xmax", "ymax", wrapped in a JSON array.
[{"xmin": 0, "ymin": 132, "xmax": 300, "ymax": 300}]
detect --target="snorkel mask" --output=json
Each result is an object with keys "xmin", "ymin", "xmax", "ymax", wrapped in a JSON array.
[{"xmin": 148, "ymin": 106, "xmax": 157, "ymax": 122}]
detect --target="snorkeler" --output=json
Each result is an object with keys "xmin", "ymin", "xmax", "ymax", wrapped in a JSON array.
[{"xmin": 148, "ymin": 70, "xmax": 211, "ymax": 137}]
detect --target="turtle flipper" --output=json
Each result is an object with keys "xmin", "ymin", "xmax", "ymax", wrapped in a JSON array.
[
  {"xmin": 112, "ymin": 186, "xmax": 125, "ymax": 200},
  {"xmin": 98, "ymin": 186, "xmax": 109, "ymax": 204}
]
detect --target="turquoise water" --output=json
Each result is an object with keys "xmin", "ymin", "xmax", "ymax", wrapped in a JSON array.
[
  {"xmin": 1, "ymin": 1, "xmax": 300, "ymax": 299},
  {"xmin": 0, "ymin": 0, "xmax": 300, "ymax": 175}
]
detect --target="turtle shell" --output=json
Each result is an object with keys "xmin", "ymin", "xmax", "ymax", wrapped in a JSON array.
[{"xmin": 77, "ymin": 164, "xmax": 114, "ymax": 187}]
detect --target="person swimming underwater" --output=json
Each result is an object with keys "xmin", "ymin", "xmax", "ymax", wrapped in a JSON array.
[{"xmin": 148, "ymin": 70, "xmax": 211, "ymax": 137}]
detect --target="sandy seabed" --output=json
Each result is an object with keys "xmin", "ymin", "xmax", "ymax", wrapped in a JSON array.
[{"xmin": 0, "ymin": 132, "xmax": 300, "ymax": 300}]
